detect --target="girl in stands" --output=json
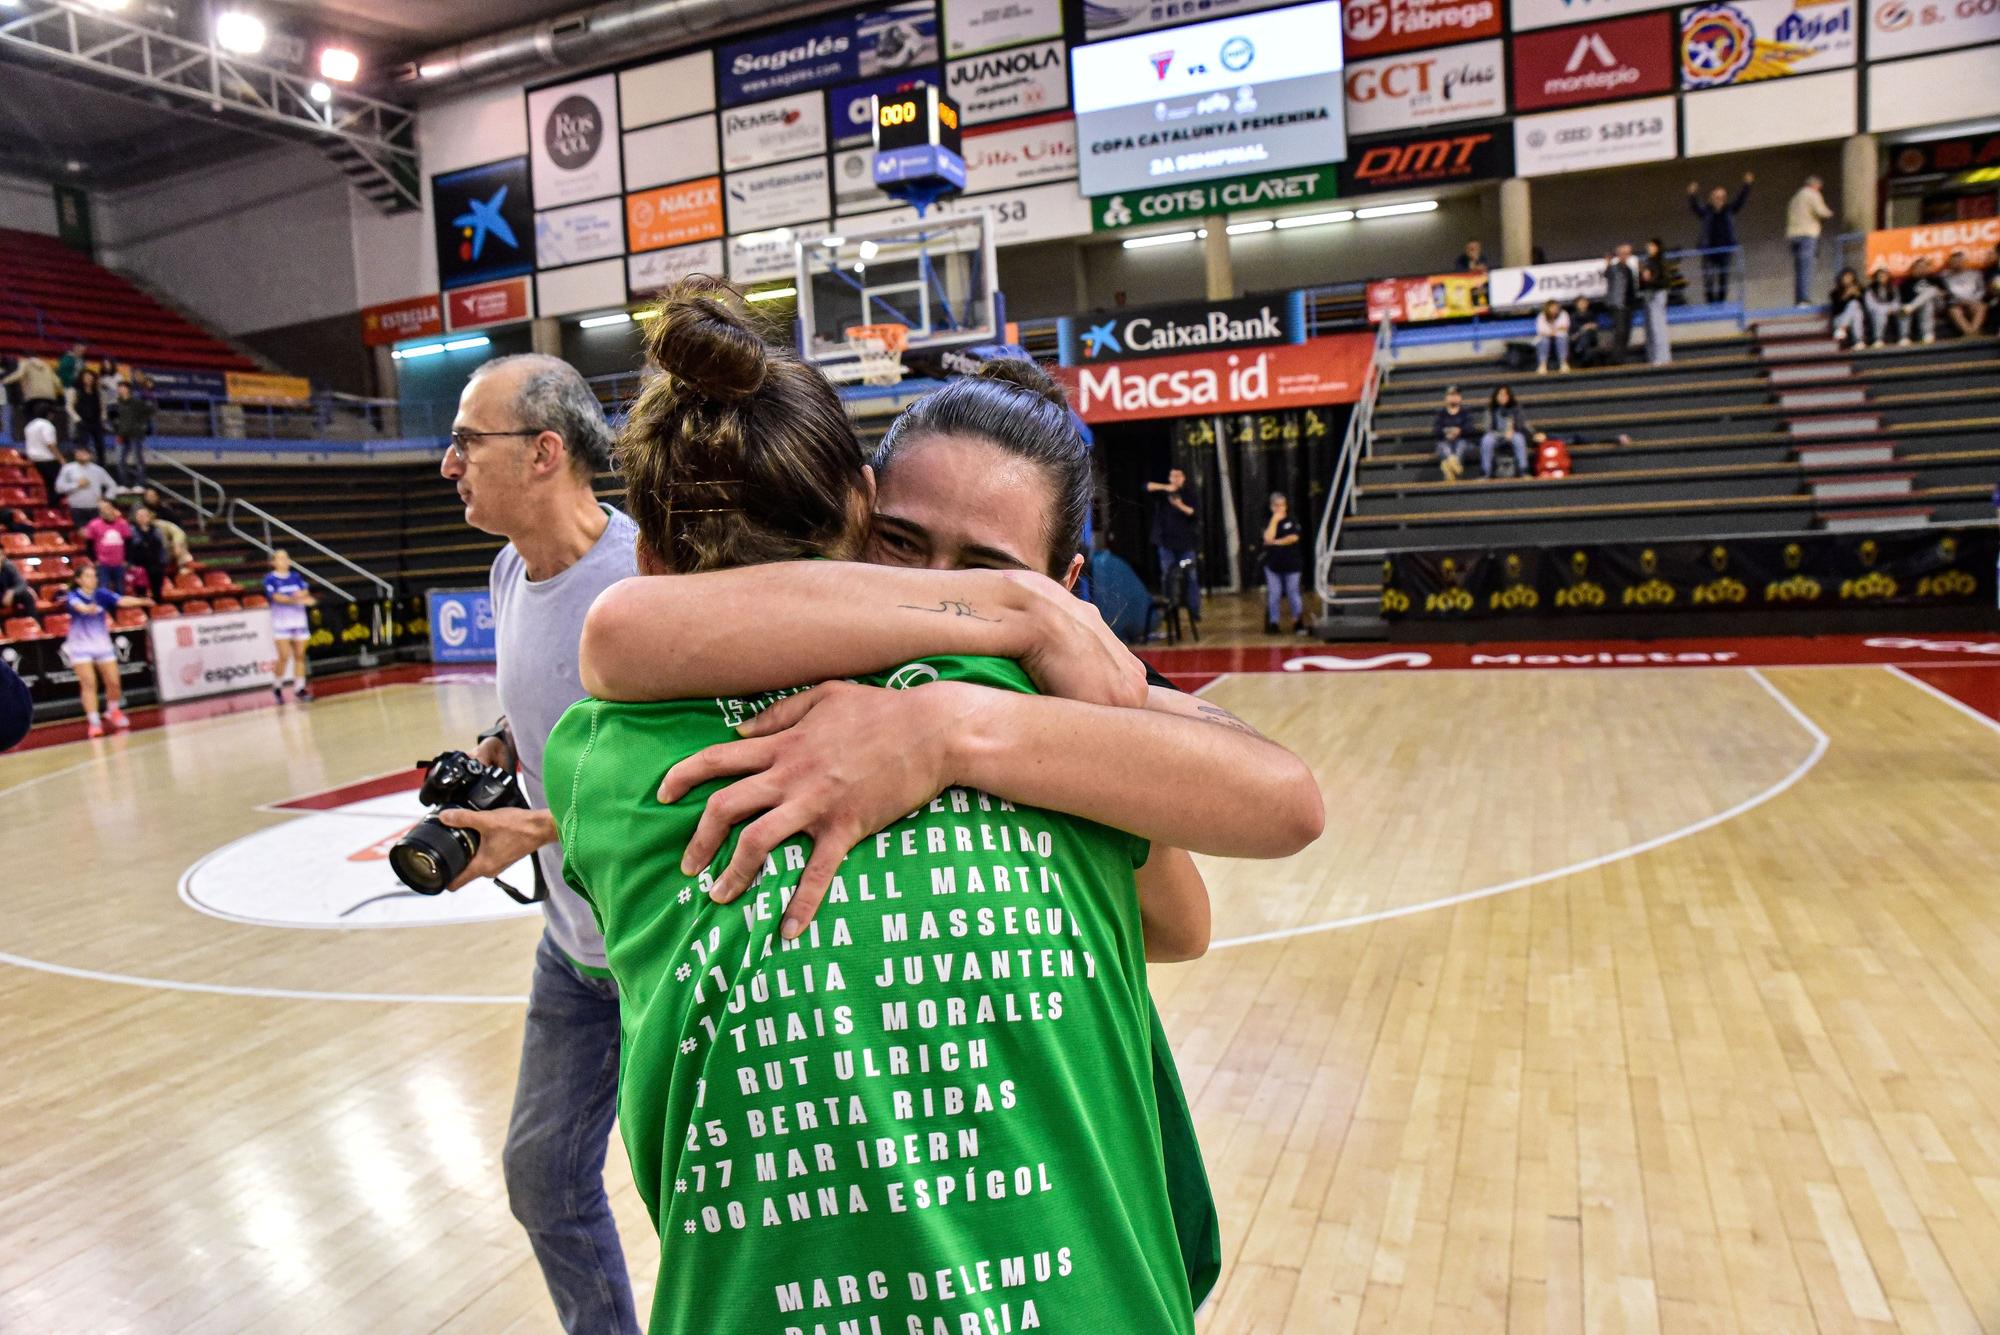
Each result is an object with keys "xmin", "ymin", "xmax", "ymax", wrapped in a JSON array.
[
  {"xmin": 264, "ymin": 549, "xmax": 315, "ymax": 702},
  {"xmin": 65, "ymin": 561, "xmax": 150, "ymax": 736},
  {"xmin": 1830, "ymin": 267, "xmax": 1867, "ymax": 349}
]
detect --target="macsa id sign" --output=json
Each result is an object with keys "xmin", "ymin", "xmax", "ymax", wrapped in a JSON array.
[{"xmin": 1050, "ymin": 334, "xmax": 1373, "ymax": 422}]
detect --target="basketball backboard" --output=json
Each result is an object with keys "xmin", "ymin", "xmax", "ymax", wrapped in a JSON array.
[{"xmin": 795, "ymin": 210, "xmax": 1001, "ymax": 383}]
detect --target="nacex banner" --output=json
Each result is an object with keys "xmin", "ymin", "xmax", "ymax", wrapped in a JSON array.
[{"xmin": 1050, "ymin": 333, "xmax": 1374, "ymax": 423}]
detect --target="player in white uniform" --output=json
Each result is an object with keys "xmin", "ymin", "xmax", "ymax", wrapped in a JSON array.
[
  {"xmin": 262, "ymin": 548, "xmax": 316, "ymax": 702},
  {"xmin": 64, "ymin": 561, "xmax": 151, "ymax": 737}
]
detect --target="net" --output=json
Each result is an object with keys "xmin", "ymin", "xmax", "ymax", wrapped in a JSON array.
[{"xmin": 843, "ymin": 322, "xmax": 910, "ymax": 387}]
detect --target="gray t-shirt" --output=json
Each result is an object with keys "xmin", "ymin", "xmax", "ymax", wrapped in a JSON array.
[
  {"xmin": 490, "ymin": 504, "xmax": 638, "ymax": 970},
  {"xmin": 56, "ymin": 462, "xmax": 117, "ymax": 510}
]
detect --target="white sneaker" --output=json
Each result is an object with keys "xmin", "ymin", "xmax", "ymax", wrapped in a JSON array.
[
  {"xmin": 1923, "ymin": 334, "xmax": 1935, "ymax": 344},
  {"xmin": 1536, "ymin": 365, "xmax": 1548, "ymax": 375},
  {"xmin": 1899, "ymin": 336, "xmax": 1912, "ymax": 346}
]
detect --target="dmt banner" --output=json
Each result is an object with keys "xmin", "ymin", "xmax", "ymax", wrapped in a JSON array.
[
  {"xmin": 1864, "ymin": 219, "xmax": 2000, "ymax": 274},
  {"xmin": 428, "ymin": 589, "xmax": 497, "ymax": 663},
  {"xmin": 1384, "ymin": 528, "xmax": 1998, "ymax": 619},
  {"xmin": 148, "ymin": 607, "xmax": 279, "ymax": 701}
]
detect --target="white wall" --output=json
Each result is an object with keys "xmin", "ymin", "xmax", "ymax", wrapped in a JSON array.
[
  {"xmin": 0, "ymin": 171, "xmax": 58, "ymax": 235},
  {"xmin": 350, "ymin": 193, "xmax": 430, "ymax": 310}
]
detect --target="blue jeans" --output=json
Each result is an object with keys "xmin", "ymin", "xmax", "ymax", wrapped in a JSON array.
[
  {"xmin": 117, "ymin": 434, "xmax": 146, "ymax": 486},
  {"xmin": 1791, "ymin": 235, "xmax": 1818, "ymax": 305},
  {"xmin": 506, "ymin": 931, "xmax": 640, "ymax": 1335},
  {"xmin": 1157, "ymin": 545, "xmax": 1201, "ymax": 618},
  {"xmin": 1265, "ymin": 568, "xmax": 1302, "ymax": 623},
  {"xmin": 1480, "ymin": 431, "xmax": 1528, "ymax": 478},
  {"xmin": 1535, "ymin": 332, "xmax": 1568, "ymax": 369},
  {"xmin": 1645, "ymin": 290, "xmax": 1672, "ymax": 366}
]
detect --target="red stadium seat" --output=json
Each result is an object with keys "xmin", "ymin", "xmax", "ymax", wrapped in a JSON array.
[
  {"xmin": 181, "ymin": 599, "xmax": 212, "ymax": 615},
  {"xmin": 112, "ymin": 606, "xmax": 148, "ymax": 629},
  {"xmin": 2, "ymin": 533, "xmax": 30, "ymax": 554},
  {"xmin": 210, "ymin": 597, "xmax": 241, "ymax": 613},
  {"xmin": 150, "ymin": 602, "xmax": 179, "ymax": 619},
  {"xmin": 32, "ymin": 508, "xmax": 66, "ymax": 528},
  {"xmin": 203, "ymin": 570, "xmax": 238, "ymax": 591},
  {"xmin": 241, "ymin": 594, "xmax": 267, "ymax": 609},
  {"xmin": 26, "ymin": 556, "xmax": 73, "ymax": 584},
  {"xmin": 31, "ymin": 530, "xmax": 71, "ymax": 551},
  {"xmin": 0, "ymin": 448, "xmax": 23, "ymax": 464},
  {"xmin": 2, "ymin": 616, "xmax": 41, "ymax": 641},
  {"xmin": 40, "ymin": 613, "xmax": 68, "ymax": 638},
  {"xmin": 35, "ymin": 583, "xmax": 66, "ymax": 609}
]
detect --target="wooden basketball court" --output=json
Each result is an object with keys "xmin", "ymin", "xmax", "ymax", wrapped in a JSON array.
[{"xmin": 5, "ymin": 629, "xmax": 2000, "ymax": 1333}]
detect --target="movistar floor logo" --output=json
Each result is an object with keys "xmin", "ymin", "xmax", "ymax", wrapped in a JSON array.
[
  {"xmin": 454, "ymin": 186, "xmax": 519, "ymax": 263},
  {"xmin": 1081, "ymin": 319, "xmax": 1122, "ymax": 358}
]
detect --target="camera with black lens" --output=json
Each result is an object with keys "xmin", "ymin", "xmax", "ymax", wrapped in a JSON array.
[{"xmin": 388, "ymin": 750, "xmax": 528, "ymax": 896}]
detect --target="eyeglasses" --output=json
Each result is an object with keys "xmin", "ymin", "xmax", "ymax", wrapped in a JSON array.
[{"xmin": 444, "ymin": 427, "xmax": 541, "ymax": 459}]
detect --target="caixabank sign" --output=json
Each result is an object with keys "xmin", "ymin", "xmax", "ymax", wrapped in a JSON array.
[{"xmin": 1055, "ymin": 293, "xmax": 1308, "ymax": 364}]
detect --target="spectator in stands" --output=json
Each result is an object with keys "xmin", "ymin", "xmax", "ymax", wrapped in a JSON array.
[
  {"xmin": 264, "ymin": 549, "xmax": 316, "ymax": 703},
  {"xmin": 1638, "ymin": 238, "xmax": 1681, "ymax": 366},
  {"xmin": 1863, "ymin": 268, "xmax": 1906, "ymax": 347},
  {"xmin": 56, "ymin": 342, "xmax": 86, "ymax": 440},
  {"xmin": 1, "ymin": 353, "xmax": 62, "ymax": 444},
  {"xmin": 1786, "ymin": 176, "xmax": 1834, "ymax": 307},
  {"xmin": 1603, "ymin": 245, "xmax": 1638, "ymax": 364},
  {"xmin": 1, "ymin": 552, "xmax": 34, "ymax": 617},
  {"xmin": 71, "ymin": 367, "xmax": 106, "ymax": 460},
  {"xmin": 1829, "ymin": 268, "xmax": 1868, "ymax": 349},
  {"xmin": 1455, "ymin": 240, "xmax": 1487, "ymax": 272},
  {"xmin": 127, "ymin": 506, "xmax": 172, "ymax": 600},
  {"xmin": 1942, "ymin": 251, "xmax": 1991, "ymax": 338},
  {"xmin": 55, "ymin": 445, "xmax": 117, "ymax": 528},
  {"xmin": 80, "ymin": 497, "xmax": 133, "ymax": 595},
  {"xmin": 1569, "ymin": 297, "xmax": 1606, "ymax": 368},
  {"xmin": 1687, "ymin": 172, "xmax": 1753, "ymax": 303},
  {"xmin": 1261, "ymin": 492, "xmax": 1306, "ymax": 635},
  {"xmin": 23, "ymin": 409, "xmax": 59, "ymax": 499},
  {"xmin": 1432, "ymin": 385, "xmax": 1474, "ymax": 481},
  {"xmin": 1902, "ymin": 258, "xmax": 1945, "ymax": 344},
  {"xmin": 1480, "ymin": 385, "xmax": 1543, "ymax": 480},
  {"xmin": 138, "ymin": 485, "xmax": 179, "ymax": 523},
  {"xmin": 1534, "ymin": 300, "xmax": 1571, "ymax": 375},
  {"xmin": 109, "ymin": 380, "xmax": 154, "ymax": 486},
  {"xmin": 1146, "ymin": 467, "xmax": 1201, "ymax": 621},
  {"xmin": 64, "ymin": 560, "xmax": 150, "ymax": 737}
]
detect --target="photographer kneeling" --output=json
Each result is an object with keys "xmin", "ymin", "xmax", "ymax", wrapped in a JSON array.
[{"xmin": 433, "ymin": 354, "xmax": 642, "ymax": 1335}]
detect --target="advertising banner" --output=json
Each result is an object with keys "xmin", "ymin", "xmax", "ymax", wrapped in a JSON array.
[
  {"xmin": 1678, "ymin": 0, "xmax": 1857, "ymax": 86},
  {"xmin": 360, "ymin": 295, "xmax": 442, "ymax": 347},
  {"xmin": 1863, "ymin": 219, "xmax": 2000, "ymax": 275},
  {"xmin": 1867, "ymin": 0, "xmax": 2000, "ymax": 59},
  {"xmin": 1084, "ymin": 0, "xmax": 1295, "ymax": 40},
  {"xmin": 1866, "ymin": 44, "xmax": 2000, "ymax": 131},
  {"xmin": 718, "ymin": 2, "xmax": 938, "ymax": 105},
  {"xmin": 947, "ymin": 39, "xmax": 1068, "ymax": 125},
  {"xmin": 1092, "ymin": 163, "xmax": 1341, "ymax": 228},
  {"xmin": 536, "ymin": 259, "xmax": 625, "ymax": 318},
  {"xmin": 962, "ymin": 114, "xmax": 1078, "ymax": 192},
  {"xmin": 1513, "ymin": 95, "xmax": 1677, "ymax": 176},
  {"xmin": 1487, "ymin": 258, "xmax": 1623, "ymax": 306},
  {"xmin": 1511, "ymin": 12, "xmax": 1676, "ymax": 110},
  {"xmin": 1343, "ymin": 39, "xmax": 1506, "ymax": 136},
  {"xmin": 426, "ymin": 590, "xmax": 495, "ymax": 664},
  {"xmin": 225, "ymin": 372, "xmax": 312, "ymax": 404},
  {"xmin": 141, "ymin": 368, "xmax": 228, "ymax": 400},
  {"xmin": 829, "ymin": 68, "xmax": 941, "ymax": 145},
  {"xmin": 445, "ymin": 276, "xmax": 533, "ymax": 331},
  {"xmin": 626, "ymin": 178, "xmax": 725, "ymax": 252},
  {"xmin": 835, "ymin": 145, "xmax": 893, "ymax": 209},
  {"xmin": 1339, "ymin": 123, "xmax": 1510, "ymax": 193},
  {"xmin": 628, "ymin": 239, "xmax": 727, "ymax": 296},
  {"xmin": 1886, "ymin": 129, "xmax": 2000, "ymax": 181},
  {"xmin": 622, "ymin": 115, "xmax": 720, "ymax": 191},
  {"xmin": 304, "ymin": 597, "xmax": 399, "ymax": 667},
  {"xmin": 1513, "ymin": 0, "xmax": 1679, "ymax": 30},
  {"xmin": 1071, "ymin": 1, "xmax": 1348, "ymax": 196},
  {"xmin": 149, "ymin": 607, "xmax": 278, "ymax": 701},
  {"xmin": 724, "ymin": 158, "xmax": 831, "ymax": 233},
  {"xmin": 840, "ymin": 179, "xmax": 1093, "ymax": 245},
  {"xmin": 528, "ymin": 74, "xmax": 622, "ymax": 209},
  {"xmin": 534, "ymin": 198, "xmax": 625, "ymax": 269},
  {"xmin": 727, "ymin": 223, "xmax": 832, "ymax": 283},
  {"xmin": 1384, "ymin": 529, "xmax": 1998, "ymax": 619},
  {"xmin": 1683, "ymin": 66, "xmax": 1854, "ymax": 151},
  {"xmin": 1057, "ymin": 293, "xmax": 1307, "ymax": 364},
  {"xmin": 944, "ymin": 0, "xmax": 1063, "ymax": 55},
  {"xmin": 1052, "ymin": 333, "xmax": 1374, "ymax": 422},
  {"xmin": 3, "ymin": 631, "xmax": 147, "ymax": 707},
  {"xmin": 722, "ymin": 92, "xmax": 830, "ymax": 171},
  {"xmin": 433, "ymin": 157, "xmax": 535, "ymax": 289},
  {"xmin": 1344, "ymin": 0, "xmax": 1503, "ymax": 56},
  {"xmin": 620, "ymin": 51, "xmax": 715, "ymax": 129},
  {"xmin": 1365, "ymin": 272, "xmax": 1490, "ymax": 322}
]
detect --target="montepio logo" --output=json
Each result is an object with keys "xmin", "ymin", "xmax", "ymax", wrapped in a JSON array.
[{"xmin": 733, "ymin": 34, "xmax": 849, "ymax": 76}]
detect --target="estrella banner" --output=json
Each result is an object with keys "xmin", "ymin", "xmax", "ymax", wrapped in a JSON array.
[
  {"xmin": 1384, "ymin": 528, "xmax": 1997, "ymax": 619},
  {"xmin": 428, "ymin": 589, "xmax": 497, "ymax": 663}
]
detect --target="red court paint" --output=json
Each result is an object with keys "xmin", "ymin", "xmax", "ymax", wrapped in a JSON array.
[{"xmin": 1900, "ymin": 667, "xmax": 2000, "ymax": 725}]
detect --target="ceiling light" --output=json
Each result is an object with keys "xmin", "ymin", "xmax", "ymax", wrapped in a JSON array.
[
  {"xmin": 819, "ymin": 236, "xmax": 845, "ymax": 248},
  {"xmin": 215, "ymin": 10, "xmax": 267, "ymax": 55},
  {"xmin": 1226, "ymin": 220, "xmax": 1274, "ymax": 236},
  {"xmin": 64, "ymin": 159, "xmax": 84, "ymax": 173},
  {"xmin": 441, "ymin": 336, "xmax": 490, "ymax": 352},
  {"xmin": 1354, "ymin": 200, "xmax": 1438, "ymax": 220},
  {"xmin": 391, "ymin": 342, "xmax": 446, "ymax": 360},
  {"xmin": 632, "ymin": 308, "xmax": 661, "ymax": 321},
  {"xmin": 745, "ymin": 286, "xmax": 797, "ymax": 303},
  {"xmin": 1122, "ymin": 230, "xmax": 1201, "ymax": 250},
  {"xmin": 857, "ymin": 239, "xmax": 879, "ymax": 260},
  {"xmin": 319, "ymin": 47, "xmax": 360, "ymax": 82},
  {"xmin": 578, "ymin": 313, "xmax": 631, "ymax": 329},
  {"xmin": 1275, "ymin": 210, "xmax": 1356, "ymax": 230},
  {"xmin": 308, "ymin": 81, "xmax": 331, "ymax": 104}
]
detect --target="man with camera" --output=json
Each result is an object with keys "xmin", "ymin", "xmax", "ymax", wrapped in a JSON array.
[{"xmin": 432, "ymin": 353, "xmax": 641, "ymax": 1335}]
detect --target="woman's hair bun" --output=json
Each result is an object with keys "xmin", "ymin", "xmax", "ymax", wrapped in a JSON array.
[
  {"xmin": 975, "ymin": 357, "xmax": 1069, "ymax": 414},
  {"xmin": 643, "ymin": 275, "xmax": 769, "ymax": 403}
]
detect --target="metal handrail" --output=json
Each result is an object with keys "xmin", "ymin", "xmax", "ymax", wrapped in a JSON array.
[
  {"xmin": 1313, "ymin": 319, "xmax": 1394, "ymax": 609},
  {"xmin": 153, "ymin": 456, "xmax": 225, "ymax": 531},
  {"xmin": 224, "ymin": 496, "xmax": 393, "ymax": 603}
]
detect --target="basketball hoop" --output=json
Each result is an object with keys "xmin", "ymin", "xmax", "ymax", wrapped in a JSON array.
[{"xmin": 844, "ymin": 322, "xmax": 909, "ymax": 387}]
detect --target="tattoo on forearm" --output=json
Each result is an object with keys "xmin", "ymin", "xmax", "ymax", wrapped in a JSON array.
[
  {"xmin": 898, "ymin": 600, "xmax": 1001, "ymax": 622},
  {"xmin": 1195, "ymin": 703, "xmax": 1267, "ymax": 739}
]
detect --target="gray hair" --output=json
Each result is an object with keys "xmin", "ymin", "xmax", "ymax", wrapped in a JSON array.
[{"xmin": 471, "ymin": 353, "xmax": 614, "ymax": 477}]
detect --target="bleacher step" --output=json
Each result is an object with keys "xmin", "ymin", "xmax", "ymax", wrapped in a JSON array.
[
  {"xmin": 1767, "ymin": 362, "xmax": 1854, "ymax": 385},
  {"xmin": 1777, "ymin": 387, "xmax": 1870, "ymax": 411},
  {"xmin": 1796, "ymin": 443, "xmax": 1896, "ymax": 468},
  {"xmin": 1755, "ymin": 316, "xmax": 1830, "ymax": 338},
  {"xmin": 1811, "ymin": 473, "xmax": 1915, "ymax": 503},
  {"xmin": 1788, "ymin": 414, "xmax": 1883, "ymax": 438},
  {"xmin": 1818, "ymin": 506, "xmax": 1934, "ymax": 532},
  {"xmin": 1760, "ymin": 338, "xmax": 1841, "ymax": 361}
]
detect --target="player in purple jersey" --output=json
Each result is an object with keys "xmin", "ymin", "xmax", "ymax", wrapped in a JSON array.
[
  {"xmin": 263, "ymin": 549, "xmax": 317, "ymax": 702},
  {"xmin": 65, "ymin": 561, "xmax": 151, "ymax": 736}
]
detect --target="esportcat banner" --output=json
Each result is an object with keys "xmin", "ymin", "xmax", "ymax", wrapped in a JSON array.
[{"xmin": 1383, "ymin": 528, "xmax": 1998, "ymax": 619}]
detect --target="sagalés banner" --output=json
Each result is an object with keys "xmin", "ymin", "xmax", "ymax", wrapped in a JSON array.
[
  {"xmin": 1050, "ymin": 333, "xmax": 1374, "ymax": 423},
  {"xmin": 1384, "ymin": 528, "xmax": 1997, "ymax": 619}
]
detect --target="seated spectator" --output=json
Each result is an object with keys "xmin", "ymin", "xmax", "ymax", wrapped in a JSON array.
[
  {"xmin": 79, "ymin": 497, "xmax": 133, "ymax": 595},
  {"xmin": 1863, "ymin": 268, "xmax": 1906, "ymax": 347},
  {"xmin": 5, "ymin": 506, "xmax": 34, "ymax": 538},
  {"xmin": 1455, "ymin": 239, "xmax": 1487, "ymax": 272},
  {"xmin": 1534, "ymin": 300, "xmax": 1571, "ymax": 374},
  {"xmin": 138, "ymin": 485, "xmax": 178, "ymax": 521},
  {"xmin": 0, "ymin": 553, "xmax": 33, "ymax": 616},
  {"xmin": 55, "ymin": 446, "xmax": 118, "ymax": 528},
  {"xmin": 1432, "ymin": 385, "xmax": 1475, "ymax": 482},
  {"xmin": 1479, "ymin": 385, "xmax": 1544, "ymax": 480},
  {"xmin": 1829, "ymin": 268, "xmax": 1867, "ymax": 349},
  {"xmin": 1569, "ymin": 297, "xmax": 1606, "ymax": 367},
  {"xmin": 1941, "ymin": 251, "xmax": 1991, "ymax": 338},
  {"xmin": 1901, "ymin": 258, "xmax": 1945, "ymax": 344}
]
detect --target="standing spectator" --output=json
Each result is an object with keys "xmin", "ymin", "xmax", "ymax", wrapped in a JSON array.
[
  {"xmin": 1941, "ymin": 251, "xmax": 1991, "ymax": 338},
  {"xmin": 126, "ymin": 505, "xmax": 172, "ymax": 600},
  {"xmin": 1603, "ymin": 245, "xmax": 1638, "ymax": 364},
  {"xmin": 22, "ymin": 410, "xmax": 60, "ymax": 498},
  {"xmin": 1534, "ymin": 300, "xmax": 1571, "ymax": 374},
  {"xmin": 1863, "ymin": 268, "xmax": 1905, "ymax": 346},
  {"xmin": 108, "ymin": 381, "xmax": 154, "ymax": 486},
  {"xmin": 1902, "ymin": 258, "xmax": 1945, "ymax": 344},
  {"xmin": 55, "ymin": 342, "xmax": 86, "ymax": 441},
  {"xmin": 1, "ymin": 353, "xmax": 62, "ymax": 441},
  {"xmin": 80, "ymin": 497, "xmax": 133, "ymax": 595},
  {"xmin": 55, "ymin": 446, "xmax": 117, "ymax": 527},
  {"xmin": 1687, "ymin": 172, "xmax": 1754, "ymax": 303},
  {"xmin": 1260, "ymin": 492, "xmax": 1306, "ymax": 635},
  {"xmin": 63, "ymin": 561, "xmax": 150, "ymax": 737},
  {"xmin": 1455, "ymin": 240, "xmax": 1487, "ymax": 272},
  {"xmin": 1, "ymin": 552, "xmax": 34, "ymax": 617},
  {"xmin": 1569, "ymin": 297, "xmax": 1605, "ymax": 367},
  {"xmin": 264, "ymin": 549, "xmax": 316, "ymax": 703},
  {"xmin": 1479, "ymin": 385, "xmax": 1542, "ymax": 479},
  {"xmin": 71, "ymin": 367, "xmax": 106, "ymax": 461},
  {"xmin": 1432, "ymin": 385, "xmax": 1474, "ymax": 480},
  {"xmin": 1829, "ymin": 268, "xmax": 1867, "ymax": 348},
  {"xmin": 1146, "ymin": 467, "xmax": 1201, "ymax": 620},
  {"xmin": 1785, "ymin": 175, "xmax": 1834, "ymax": 307},
  {"xmin": 1639, "ymin": 237, "xmax": 1681, "ymax": 366}
]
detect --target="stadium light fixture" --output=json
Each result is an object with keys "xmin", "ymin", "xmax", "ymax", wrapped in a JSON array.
[
  {"xmin": 745, "ymin": 286, "xmax": 797, "ymax": 303},
  {"xmin": 442, "ymin": 336, "xmax": 490, "ymax": 352},
  {"xmin": 215, "ymin": 10, "xmax": 267, "ymax": 56},
  {"xmin": 1121, "ymin": 230, "xmax": 1200, "ymax": 250},
  {"xmin": 578, "ymin": 313, "xmax": 632, "ymax": 329},
  {"xmin": 308, "ymin": 81, "xmax": 332, "ymax": 104},
  {"xmin": 857, "ymin": 239, "xmax": 879, "ymax": 261},
  {"xmin": 391, "ymin": 343, "xmax": 447, "ymax": 360},
  {"xmin": 1355, "ymin": 200, "xmax": 1438, "ymax": 220},
  {"xmin": 1226, "ymin": 220, "xmax": 1275, "ymax": 236},
  {"xmin": 1275, "ymin": 210, "xmax": 1357, "ymax": 231},
  {"xmin": 319, "ymin": 47, "xmax": 360, "ymax": 83},
  {"xmin": 632, "ymin": 308, "xmax": 661, "ymax": 321}
]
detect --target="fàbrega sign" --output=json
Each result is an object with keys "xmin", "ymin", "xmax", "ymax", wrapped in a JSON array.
[
  {"xmin": 1056, "ymin": 293, "xmax": 1307, "ymax": 364},
  {"xmin": 1051, "ymin": 333, "xmax": 1374, "ymax": 423}
]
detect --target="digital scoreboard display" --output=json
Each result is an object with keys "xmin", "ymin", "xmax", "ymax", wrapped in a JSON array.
[{"xmin": 871, "ymin": 84, "xmax": 967, "ymax": 196}]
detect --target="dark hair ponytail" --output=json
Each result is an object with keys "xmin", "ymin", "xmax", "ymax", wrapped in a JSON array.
[{"xmin": 871, "ymin": 359, "xmax": 1090, "ymax": 576}]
